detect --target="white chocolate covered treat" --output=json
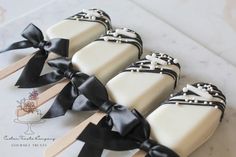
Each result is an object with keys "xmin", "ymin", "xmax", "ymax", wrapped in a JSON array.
[
  {"xmin": 147, "ymin": 83, "xmax": 226, "ymax": 157},
  {"xmin": 46, "ymin": 9, "xmax": 112, "ymax": 56},
  {"xmin": 106, "ymin": 52, "xmax": 180, "ymax": 116},
  {"xmin": 72, "ymin": 28, "xmax": 143, "ymax": 84}
]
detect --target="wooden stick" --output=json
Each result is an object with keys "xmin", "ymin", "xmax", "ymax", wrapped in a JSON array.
[
  {"xmin": 132, "ymin": 150, "xmax": 146, "ymax": 157},
  {"xmin": 44, "ymin": 112, "xmax": 106, "ymax": 157},
  {"xmin": 0, "ymin": 54, "xmax": 34, "ymax": 80},
  {"xmin": 16, "ymin": 80, "xmax": 69, "ymax": 116},
  {"xmin": 0, "ymin": 53, "xmax": 58, "ymax": 80}
]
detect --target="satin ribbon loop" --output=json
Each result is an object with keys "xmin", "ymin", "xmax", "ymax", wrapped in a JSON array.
[
  {"xmin": 47, "ymin": 58, "xmax": 88, "ymax": 83},
  {"xmin": 37, "ymin": 40, "xmax": 49, "ymax": 50},
  {"xmin": 78, "ymin": 76, "xmax": 109, "ymax": 106},
  {"xmin": 41, "ymin": 58, "xmax": 91, "ymax": 118},
  {"xmin": 64, "ymin": 70, "xmax": 76, "ymax": 80},
  {"xmin": 47, "ymin": 57, "xmax": 80, "ymax": 81},
  {"xmin": 0, "ymin": 23, "xmax": 69, "ymax": 88},
  {"xmin": 71, "ymin": 72, "xmax": 90, "ymax": 88},
  {"xmin": 1, "ymin": 23, "xmax": 69, "ymax": 55},
  {"xmin": 148, "ymin": 145, "xmax": 179, "ymax": 157},
  {"xmin": 140, "ymin": 140, "xmax": 178, "ymax": 157},
  {"xmin": 140, "ymin": 139, "xmax": 158, "ymax": 153},
  {"xmin": 99, "ymin": 101, "xmax": 114, "ymax": 113},
  {"xmin": 78, "ymin": 76, "xmax": 140, "ymax": 136}
]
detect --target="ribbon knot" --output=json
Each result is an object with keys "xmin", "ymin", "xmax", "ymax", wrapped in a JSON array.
[
  {"xmin": 36, "ymin": 40, "xmax": 49, "ymax": 50},
  {"xmin": 140, "ymin": 139, "xmax": 158, "ymax": 152},
  {"xmin": 99, "ymin": 101, "xmax": 114, "ymax": 113},
  {"xmin": 77, "ymin": 76, "xmax": 140, "ymax": 136},
  {"xmin": 30, "ymin": 58, "xmax": 89, "ymax": 118},
  {"xmin": 0, "ymin": 23, "xmax": 69, "ymax": 88},
  {"xmin": 64, "ymin": 70, "xmax": 76, "ymax": 80}
]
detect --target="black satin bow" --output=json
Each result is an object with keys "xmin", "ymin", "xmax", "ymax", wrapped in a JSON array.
[
  {"xmin": 0, "ymin": 23, "xmax": 69, "ymax": 87},
  {"xmin": 77, "ymin": 76, "xmax": 140, "ymax": 136},
  {"xmin": 39, "ymin": 58, "xmax": 89, "ymax": 118},
  {"xmin": 77, "ymin": 110, "xmax": 179, "ymax": 157},
  {"xmin": 43, "ymin": 75, "xmax": 140, "ymax": 136}
]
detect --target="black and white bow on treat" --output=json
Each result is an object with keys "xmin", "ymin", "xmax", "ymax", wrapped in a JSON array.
[
  {"xmin": 0, "ymin": 23, "xmax": 69, "ymax": 87},
  {"xmin": 77, "ymin": 110, "xmax": 179, "ymax": 157}
]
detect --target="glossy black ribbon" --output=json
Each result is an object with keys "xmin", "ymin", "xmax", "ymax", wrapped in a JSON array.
[
  {"xmin": 38, "ymin": 58, "xmax": 89, "ymax": 118},
  {"xmin": 0, "ymin": 23, "xmax": 69, "ymax": 88},
  {"xmin": 77, "ymin": 76, "xmax": 140, "ymax": 136},
  {"xmin": 77, "ymin": 110, "xmax": 179, "ymax": 157},
  {"xmin": 43, "ymin": 75, "xmax": 140, "ymax": 136},
  {"xmin": 78, "ymin": 116, "xmax": 113, "ymax": 157}
]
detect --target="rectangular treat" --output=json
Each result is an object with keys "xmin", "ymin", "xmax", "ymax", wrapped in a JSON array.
[
  {"xmin": 72, "ymin": 28, "xmax": 143, "ymax": 84},
  {"xmin": 146, "ymin": 83, "xmax": 226, "ymax": 157},
  {"xmin": 46, "ymin": 9, "xmax": 112, "ymax": 56},
  {"xmin": 106, "ymin": 52, "xmax": 180, "ymax": 115}
]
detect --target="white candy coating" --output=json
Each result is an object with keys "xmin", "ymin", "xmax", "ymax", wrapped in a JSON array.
[
  {"xmin": 72, "ymin": 28, "xmax": 142, "ymax": 84},
  {"xmin": 46, "ymin": 9, "xmax": 111, "ymax": 56},
  {"xmin": 147, "ymin": 83, "xmax": 225, "ymax": 157},
  {"xmin": 106, "ymin": 52, "xmax": 180, "ymax": 116},
  {"xmin": 72, "ymin": 41, "xmax": 139, "ymax": 84},
  {"xmin": 47, "ymin": 20, "xmax": 105, "ymax": 57}
]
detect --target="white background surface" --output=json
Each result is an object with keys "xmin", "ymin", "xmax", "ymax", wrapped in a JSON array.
[{"xmin": 0, "ymin": 0, "xmax": 235, "ymax": 157}]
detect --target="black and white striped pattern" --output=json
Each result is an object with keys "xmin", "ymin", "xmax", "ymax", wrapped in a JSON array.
[
  {"xmin": 67, "ymin": 8, "xmax": 112, "ymax": 31},
  {"xmin": 97, "ymin": 28, "xmax": 143, "ymax": 58},
  {"xmin": 166, "ymin": 83, "xmax": 226, "ymax": 121},
  {"xmin": 123, "ymin": 52, "xmax": 180, "ymax": 88}
]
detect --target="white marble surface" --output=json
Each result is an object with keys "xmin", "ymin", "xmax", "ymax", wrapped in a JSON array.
[
  {"xmin": 132, "ymin": 0, "xmax": 236, "ymax": 66},
  {"xmin": 0, "ymin": 0, "xmax": 53, "ymax": 26},
  {"xmin": 0, "ymin": 0, "xmax": 235, "ymax": 157}
]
